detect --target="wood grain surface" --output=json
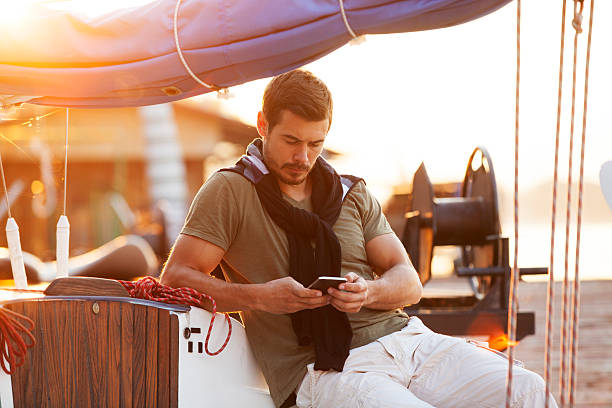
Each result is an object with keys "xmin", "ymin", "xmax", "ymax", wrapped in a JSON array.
[
  {"xmin": 514, "ymin": 280, "xmax": 612, "ymax": 408},
  {"xmin": 6, "ymin": 299, "xmax": 179, "ymax": 407},
  {"xmin": 44, "ymin": 277, "xmax": 130, "ymax": 297},
  {"xmin": 422, "ymin": 277, "xmax": 612, "ymax": 408}
]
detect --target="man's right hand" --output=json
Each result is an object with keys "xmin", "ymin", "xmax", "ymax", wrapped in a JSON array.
[
  {"xmin": 256, "ymin": 277, "xmax": 330, "ymax": 314},
  {"xmin": 162, "ymin": 235, "xmax": 332, "ymax": 314}
]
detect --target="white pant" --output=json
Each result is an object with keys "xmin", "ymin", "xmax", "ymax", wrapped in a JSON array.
[{"xmin": 296, "ymin": 317, "xmax": 557, "ymax": 408}]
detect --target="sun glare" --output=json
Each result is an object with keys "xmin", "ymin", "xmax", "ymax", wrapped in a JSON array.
[
  {"xmin": 0, "ymin": 0, "xmax": 35, "ymax": 23},
  {"xmin": 0, "ymin": 0, "xmax": 157, "ymax": 22},
  {"xmin": 45, "ymin": 0, "xmax": 156, "ymax": 18},
  {"xmin": 31, "ymin": 180, "xmax": 44, "ymax": 195}
]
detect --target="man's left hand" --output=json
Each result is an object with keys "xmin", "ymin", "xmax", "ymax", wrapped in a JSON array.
[{"xmin": 328, "ymin": 272, "xmax": 368, "ymax": 313}]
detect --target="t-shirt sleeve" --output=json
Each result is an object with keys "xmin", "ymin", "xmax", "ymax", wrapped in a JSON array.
[
  {"xmin": 352, "ymin": 181, "xmax": 394, "ymax": 243},
  {"xmin": 181, "ymin": 172, "xmax": 241, "ymax": 251}
]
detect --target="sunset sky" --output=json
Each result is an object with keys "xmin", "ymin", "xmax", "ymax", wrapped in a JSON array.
[{"xmin": 206, "ymin": 1, "xmax": 611, "ymax": 203}]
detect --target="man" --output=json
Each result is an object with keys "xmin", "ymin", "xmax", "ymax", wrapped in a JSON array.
[{"xmin": 161, "ymin": 70, "xmax": 555, "ymax": 408}]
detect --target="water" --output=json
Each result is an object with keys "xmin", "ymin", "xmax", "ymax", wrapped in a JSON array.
[
  {"xmin": 508, "ymin": 223, "xmax": 612, "ymax": 281},
  {"xmin": 432, "ymin": 223, "xmax": 612, "ymax": 281}
]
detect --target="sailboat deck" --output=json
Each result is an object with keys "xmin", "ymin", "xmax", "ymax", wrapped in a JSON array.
[
  {"xmin": 515, "ymin": 280, "xmax": 612, "ymax": 408},
  {"xmin": 423, "ymin": 277, "xmax": 612, "ymax": 407}
]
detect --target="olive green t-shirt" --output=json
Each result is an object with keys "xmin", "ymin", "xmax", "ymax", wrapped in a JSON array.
[{"xmin": 181, "ymin": 171, "xmax": 410, "ymax": 407}]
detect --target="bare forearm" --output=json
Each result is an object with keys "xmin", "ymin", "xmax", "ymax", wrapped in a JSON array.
[
  {"xmin": 161, "ymin": 264, "xmax": 330, "ymax": 314},
  {"xmin": 365, "ymin": 264, "xmax": 422, "ymax": 310},
  {"xmin": 160, "ymin": 234, "xmax": 329, "ymax": 314},
  {"xmin": 160, "ymin": 264, "xmax": 261, "ymax": 313}
]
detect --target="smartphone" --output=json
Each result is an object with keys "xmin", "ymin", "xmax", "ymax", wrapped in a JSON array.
[{"xmin": 307, "ymin": 276, "xmax": 347, "ymax": 292}]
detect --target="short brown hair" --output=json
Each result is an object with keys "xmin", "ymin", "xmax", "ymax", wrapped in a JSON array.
[{"xmin": 262, "ymin": 70, "xmax": 333, "ymax": 132}]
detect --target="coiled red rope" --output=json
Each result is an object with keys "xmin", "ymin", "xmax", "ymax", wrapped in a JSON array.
[
  {"xmin": 0, "ymin": 307, "xmax": 36, "ymax": 374},
  {"xmin": 119, "ymin": 277, "xmax": 232, "ymax": 356}
]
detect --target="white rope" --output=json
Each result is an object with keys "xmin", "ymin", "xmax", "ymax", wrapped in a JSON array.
[
  {"xmin": 56, "ymin": 108, "xmax": 70, "ymax": 279},
  {"xmin": 338, "ymin": 0, "xmax": 365, "ymax": 44},
  {"xmin": 173, "ymin": 0, "xmax": 230, "ymax": 96},
  {"xmin": 63, "ymin": 108, "xmax": 69, "ymax": 215}
]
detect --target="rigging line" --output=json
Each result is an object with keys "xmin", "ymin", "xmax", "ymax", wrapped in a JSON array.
[
  {"xmin": 0, "ymin": 150, "xmax": 11, "ymax": 219},
  {"xmin": 569, "ymin": 1, "xmax": 594, "ymax": 405},
  {"xmin": 560, "ymin": 1, "xmax": 584, "ymax": 405},
  {"xmin": 16, "ymin": 108, "xmax": 62, "ymax": 128},
  {"xmin": 545, "ymin": 0, "xmax": 568, "ymax": 406},
  {"xmin": 0, "ymin": 134, "xmax": 35, "ymax": 163},
  {"xmin": 338, "ymin": 0, "xmax": 358, "ymax": 39},
  {"xmin": 506, "ymin": 0, "xmax": 521, "ymax": 406},
  {"xmin": 173, "ymin": 0, "xmax": 223, "ymax": 93},
  {"xmin": 63, "ymin": 108, "xmax": 68, "ymax": 216}
]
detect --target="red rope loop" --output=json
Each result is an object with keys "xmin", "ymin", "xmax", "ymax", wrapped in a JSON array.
[
  {"xmin": 119, "ymin": 277, "xmax": 232, "ymax": 356},
  {"xmin": 0, "ymin": 307, "xmax": 36, "ymax": 374}
]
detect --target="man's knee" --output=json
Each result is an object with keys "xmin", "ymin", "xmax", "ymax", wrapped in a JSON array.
[{"xmin": 511, "ymin": 369, "xmax": 557, "ymax": 408}]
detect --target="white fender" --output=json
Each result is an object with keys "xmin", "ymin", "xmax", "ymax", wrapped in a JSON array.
[
  {"xmin": 0, "ymin": 362, "xmax": 13, "ymax": 408},
  {"xmin": 174, "ymin": 308, "xmax": 274, "ymax": 408},
  {"xmin": 600, "ymin": 161, "xmax": 612, "ymax": 212}
]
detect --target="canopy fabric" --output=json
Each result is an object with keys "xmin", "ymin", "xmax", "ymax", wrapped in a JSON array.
[{"xmin": 0, "ymin": 0, "xmax": 511, "ymax": 108}]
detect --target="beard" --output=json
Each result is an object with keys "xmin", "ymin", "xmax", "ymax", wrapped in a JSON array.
[
  {"xmin": 270, "ymin": 162, "xmax": 311, "ymax": 185},
  {"xmin": 262, "ymin": 138, "xmax": 315, "ymax": 186}
]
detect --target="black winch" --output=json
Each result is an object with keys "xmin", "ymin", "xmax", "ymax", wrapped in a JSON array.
[{"xmin": 401, "ymin": 147, "xmax": 547, "ymax": 348}]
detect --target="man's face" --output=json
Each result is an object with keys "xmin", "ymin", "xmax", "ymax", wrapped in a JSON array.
[{"xmin": 258, "ymin": 110, "xmax": 328, "ymax": 186}]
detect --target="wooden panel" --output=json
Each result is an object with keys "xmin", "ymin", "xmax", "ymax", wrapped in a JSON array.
[
  {"xmin": 515, "ymin": 281, "xmax": 612, "ymax": 406},
  {"xmin": 132, "ymin": 304, "xmax": 147, "ymax": 407},
  {"xmin": 74, "ymin": 301, "xmax": 93, "ymax": 408},
  {"xmin": 73, "ymin": 302, "xmax": 95, "ymax": 407},
  {"xmin": 157, "ymin": 310, "xmax": 170, "ymax": 408},
  {"xmin": 93, "ymin": 301, "xmax": 110, "ymax": 407},
  {"xmin": 44, "ymin": 277, "xmax": 129, "ymax": 297},
  {"xmin": 43, "ymin": 300, "xmax": 66, "ymax": 406},
  {"xmin": 145, "ymin": 307, "xmax": 159, "ymax": 408},
  {"xmin": 169, "ymin": 314, "xmax": 179, "ymax": 408},
  {"xmin": 65, "ymin": 301, "xmax": 77, "ymax": 408},
  {"xmin": 5, "ymin": 299, "xmax": 178, "ymax": 408},
  {"xmin": 24, "ymin": 302, "xmax": 41, "ymax": 407},
  {"xmin": 120, "ymin": 302, "xmax": 134, "ymax": 408},
  {"xmin": 108, "ymin": 302, "xmax": 122, "ymax": 408}
]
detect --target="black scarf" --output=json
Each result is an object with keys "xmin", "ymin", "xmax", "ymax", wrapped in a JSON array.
[{"xmin": 224, "ymin": 139, "xmax": 353, "ymax": 371}]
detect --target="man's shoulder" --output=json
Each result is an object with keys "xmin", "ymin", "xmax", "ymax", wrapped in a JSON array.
[
  {"xmin": 203, "ymin": 170, "xmax": 254, "ymax": 191},
  {"xmin": 216, "ymin": 169, "xmax": 253, "ymax": 184},
  {"xmin": 190, "ymin": 171, "xmax": 256, "ymax": 208}
]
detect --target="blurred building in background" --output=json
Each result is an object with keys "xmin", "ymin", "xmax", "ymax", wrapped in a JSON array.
[{"xmin": 0, "ymin": 101, "xmax": 257, "ymax": 264}]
